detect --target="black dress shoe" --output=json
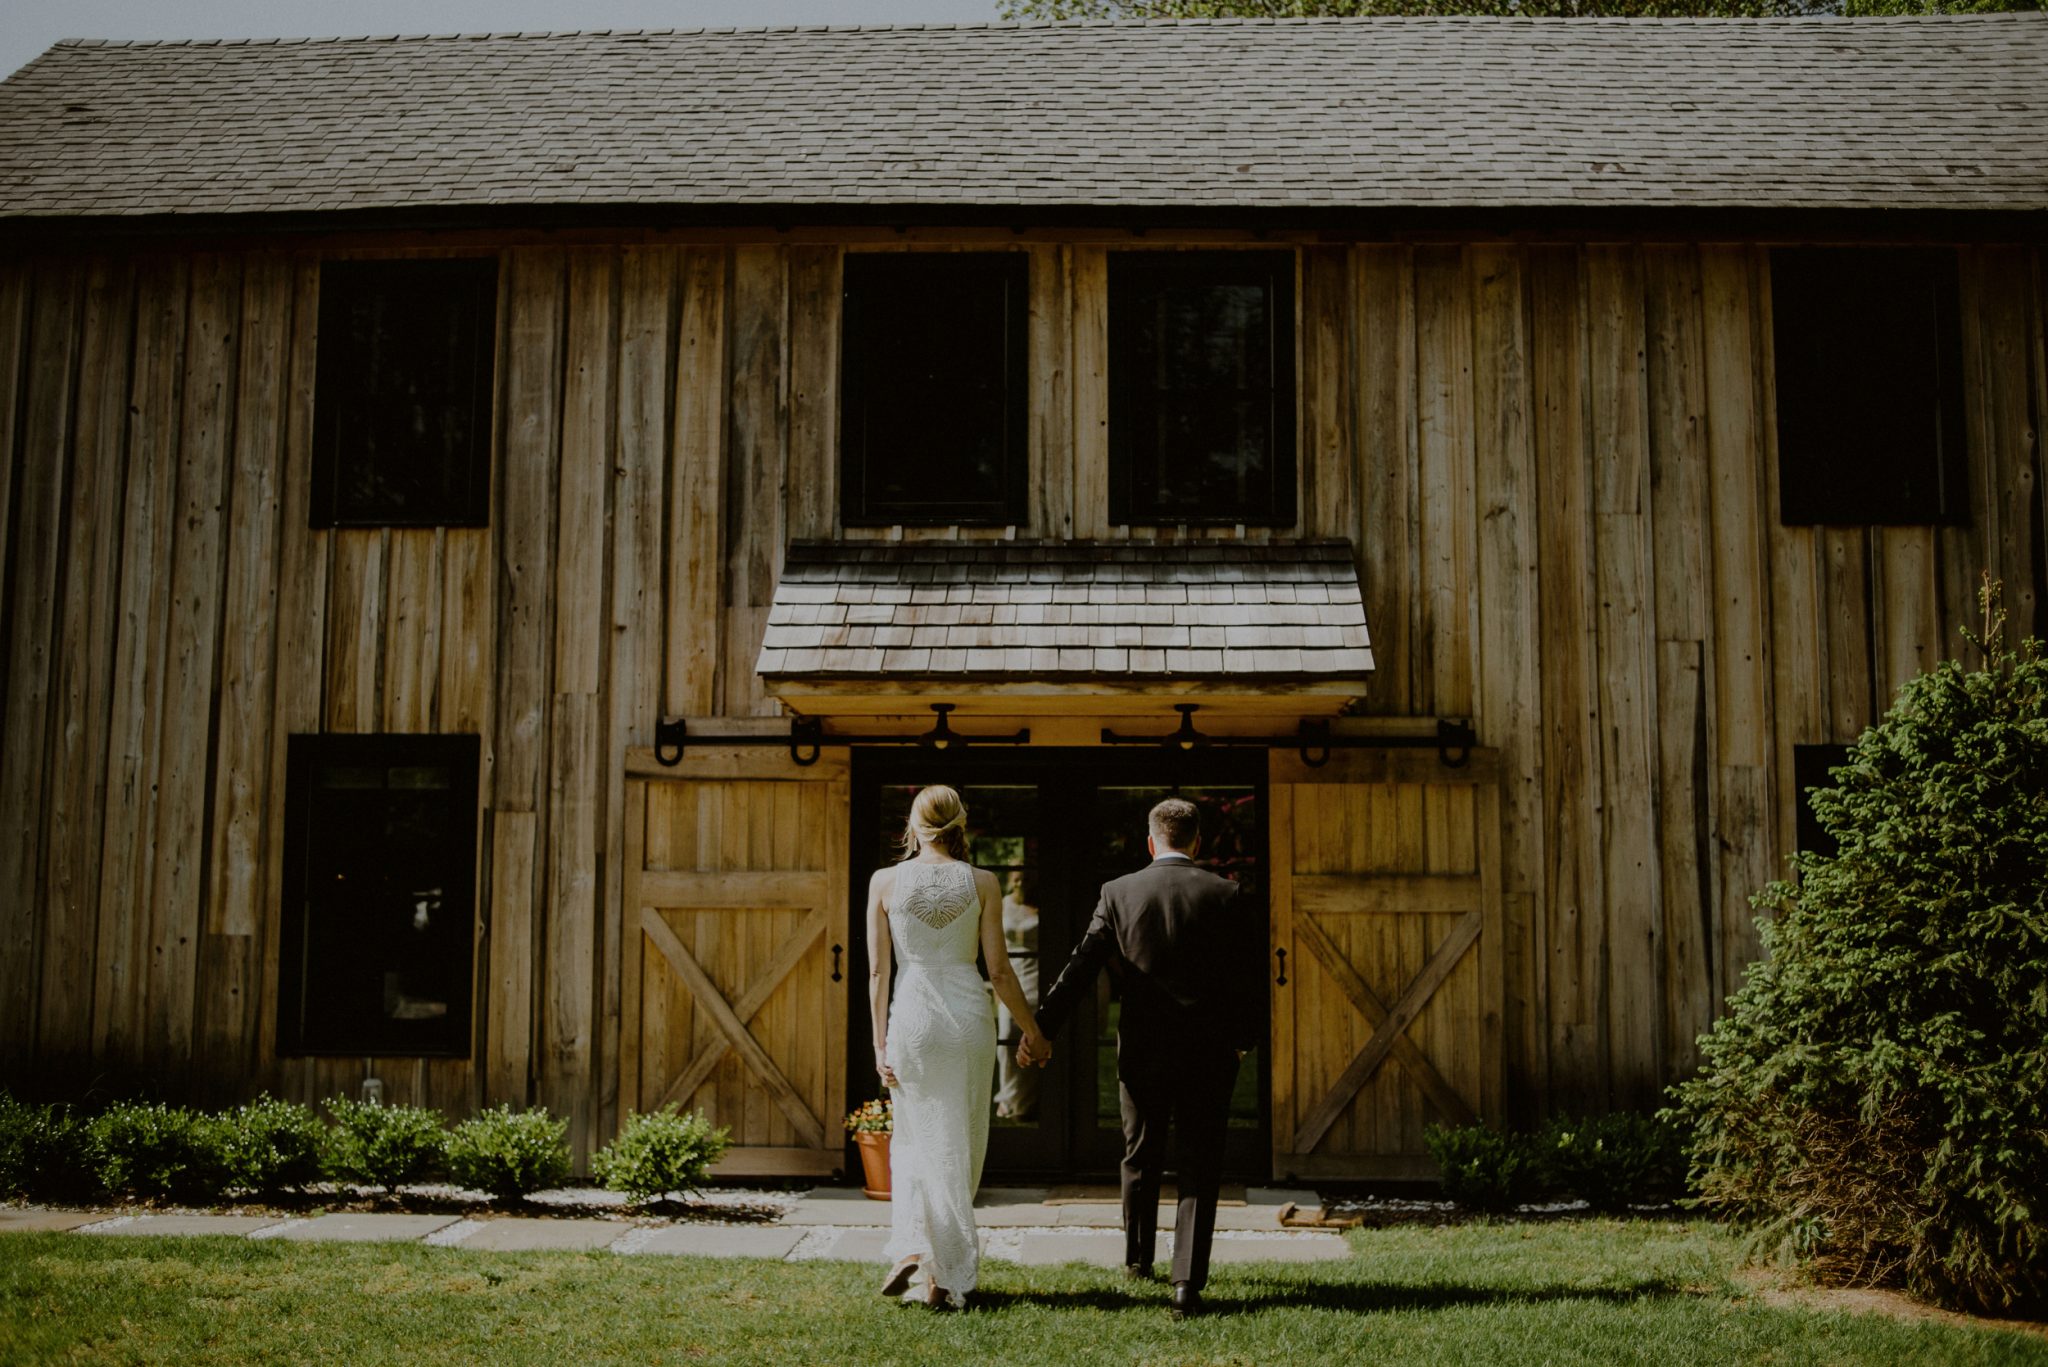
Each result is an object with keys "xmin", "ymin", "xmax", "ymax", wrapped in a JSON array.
[{"xmin": 1170, "ymin": 1283, "xmax": 1203, "ymax": 1320}]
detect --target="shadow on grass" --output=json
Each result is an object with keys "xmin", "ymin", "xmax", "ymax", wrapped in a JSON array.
[{"xmin": 969, "ymin": 1278, "xmax": 1693, "ymax": 1317}]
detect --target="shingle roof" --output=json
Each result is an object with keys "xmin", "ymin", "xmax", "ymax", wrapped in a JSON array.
[
  {"xmin": 757, "ymin": 540, "xmax": 1373, "ymax": 682},
  {"xmin": 3, "ymin": 17, "xmax": 2045, "ymax": 220}
]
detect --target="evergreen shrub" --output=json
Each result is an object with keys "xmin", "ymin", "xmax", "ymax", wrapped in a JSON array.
[
  {"xmin": 224, "ymin": 1096, "xmax": 330, "ymax": 1196},
  {"xmin": 1423, "ymin": 1122, "xmax": 1543, "ymax": 1212},
  {"xmin": 592, "ymin": 1106, "xmax": 731, "ymax": 1205},
  {"xmin": 1539, "ymin": 1112, "xmax": 1685, "ymax": 1212},
  {"xmin": 88, "ymin": 1102, "xmax": 234, "ymax": 1203},
  {"xmin": 444, "ymin": 1105, "xmax": 571, "ymax": 1203},
  {"xmin": 1671, "ymin": 588, "xmax": 2048, "ymax": 1312},
  {"xmin": 324, "ymin": 1099, "xmax": 446, "ymax": 1194},
  {"xmin": 0, "ymin": 1095, "xmax": 101, "ymax": 1203}
]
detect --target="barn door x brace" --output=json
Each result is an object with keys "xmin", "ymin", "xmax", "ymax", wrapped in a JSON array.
[{"xmin": 650, "ymin": 704, "xmax": 1475, "ymax": 769}]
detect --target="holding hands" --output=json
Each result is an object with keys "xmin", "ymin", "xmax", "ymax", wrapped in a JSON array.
[{"xmin": 1014, "ymin": 1029, "xmax": 1053, "ymax": 1069}]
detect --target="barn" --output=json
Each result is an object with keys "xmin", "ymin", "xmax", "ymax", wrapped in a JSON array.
[{"xmin": 0, "ymin": 17, "xmax": 2043, "ymax": 1183}]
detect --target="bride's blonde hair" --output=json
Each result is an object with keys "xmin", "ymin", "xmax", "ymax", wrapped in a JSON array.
[{"xmin": 900, "ymin": 784, "xmax": 970, "ymax": 862}]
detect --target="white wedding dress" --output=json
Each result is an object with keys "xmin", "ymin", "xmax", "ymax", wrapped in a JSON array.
[{"xmin": 882, "ymin": 859, "xmax": 997, "ymax": 1302}]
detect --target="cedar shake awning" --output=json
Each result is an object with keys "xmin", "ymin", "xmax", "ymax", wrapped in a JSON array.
[{"xmin": 756, "ymin": 540, "xmax": 1373, "ymax": 699}]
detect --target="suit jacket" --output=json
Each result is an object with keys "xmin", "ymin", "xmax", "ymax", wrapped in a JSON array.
[{"xmin": 1036, "ymin": 854, "xmax": 1260, "ymax": 1058}]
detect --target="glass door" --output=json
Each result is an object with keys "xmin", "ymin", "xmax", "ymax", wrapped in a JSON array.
[
  {"xmin": 846, "ymin": 749, "xmax": 1268, "ymax": 1182},
  {"xmin": 1072, "ymin": 779, "xmax": 1269, "ymax": 1177}
]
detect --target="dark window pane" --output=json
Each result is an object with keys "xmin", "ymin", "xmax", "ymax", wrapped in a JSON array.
[
  {"xmin": 1772, "ymin": 248, "xmax": 1965, "ymax": 526},
  {"xmin": 312, "ymin": 259, "xmax": 497, "ymax": 527},
  {"xmin": 841, "ymin": 254, "xmax": 1028, "ymax": 525},
  {"xmin": 279, "ymin": 734, "xmax": 480, "ymax": 1056},
  {"xmin": 1111, "ymin": 252, "xmax": 1295, "ymax": 526},
  {"xmin": 1794, "ymin": 743, "xmax": 1853, "ymax": 859}
]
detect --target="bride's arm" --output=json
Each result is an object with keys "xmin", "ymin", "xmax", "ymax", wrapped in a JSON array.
[
  {"xmin": 977, "ymin": 867, "xmax": 1049, "ymax": 1063},
  {"xmin": 867, "ymin": 868, "xmax": 897, "ymax": 1088}
]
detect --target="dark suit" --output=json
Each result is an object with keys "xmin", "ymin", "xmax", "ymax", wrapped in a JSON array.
[{"xmin": 1035, "ymin": 852, "xmax": 1259, "ymax": 1289}]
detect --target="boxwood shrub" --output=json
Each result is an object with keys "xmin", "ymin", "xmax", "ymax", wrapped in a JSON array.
[
  {"xmin": 1671, "ymin": 597, "xmax": 2048, "ymax": 1312},
  {"xmin": 88, "ymin": 1101, "xmax": 234, "ymax": 1203},
  {"xmin": 592, "ymin": 1106, "xmax": 730, "ymax": 1206},
  {"xmin": 1425, "ymin": 1114, "xmax": 1683, "ymax": 1213},
  {"xmin": 444, "ymin": 1105, "xmax": 571, "ymax": 1204},
  {"xmin": 1539, "ymin": 1112, "xmax": 1684, "ymax": 1213},
  {"xmin": 323, "ymin": 1099, "xmax": 446, "ymax": 1194},
  {"xmin": 1423, "ymin": 1122, "xmax": 1543, "ymax": 1212},
  {"xmin": 225, "ymin": 1096, "xmax": 329, "ymax": 1197},
  {"xmin": 0, "ymin": 1095, "xmax": 101, "ymax": 1204}
]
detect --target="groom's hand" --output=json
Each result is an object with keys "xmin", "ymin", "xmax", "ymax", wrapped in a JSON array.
[{"xmin": 1017, "ymin": 1031, "xmax": 1053, "ymax": 1069}]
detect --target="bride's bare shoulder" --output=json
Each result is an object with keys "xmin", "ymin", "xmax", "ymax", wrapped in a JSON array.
[
  {"xmin": 868, "ymin": 865, "xmax": 896, "ymax": 899},
  {"xmin": 971, "ymin": 865, "xmax": 1002, "ymax": 897}
]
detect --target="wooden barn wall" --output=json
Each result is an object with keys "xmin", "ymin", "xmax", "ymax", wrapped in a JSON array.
[
  {"xmin": 1297, "ymin": 243, "xmax": 2046, "ymax": 1115},
  {"xmin": 0, "ymin": 239, "xmax": 2041, "ymax": 1152}
]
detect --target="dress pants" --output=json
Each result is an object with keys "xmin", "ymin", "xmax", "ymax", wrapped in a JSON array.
[{"xmin": 1116, "ymin": 1041, "xmax": 1240, "ymax": 1290}]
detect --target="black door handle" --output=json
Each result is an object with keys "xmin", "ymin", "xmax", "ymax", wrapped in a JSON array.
[
  {"xmin": 831, "ymin": 944, "xmax": 843, "ymax": 983},
  {"xmin": 1274, "ymin": 947, "xmax": 1288, "ymax": 987}
]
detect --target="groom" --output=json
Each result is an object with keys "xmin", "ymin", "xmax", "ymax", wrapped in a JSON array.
[{"xmin": 1022, "ymin": 797, "xmax": 1260, "ymax": 1320}]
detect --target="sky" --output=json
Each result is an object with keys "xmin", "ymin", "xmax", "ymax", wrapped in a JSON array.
[{"xmin": 1, "ymin": 0, "xmax": 1008, "ymax": 80}]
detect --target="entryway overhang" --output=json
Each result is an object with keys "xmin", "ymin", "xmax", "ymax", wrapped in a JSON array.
[{"xmin": 756, "ymin": 539, "xmax": 1374, "ymax": 726}]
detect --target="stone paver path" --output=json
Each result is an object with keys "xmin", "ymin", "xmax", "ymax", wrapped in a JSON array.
[
  {"xmin": 0, "ymin": 1208, "xmax": 107, "ymax": 1234},
  {"xmin": 87, "ymin": 1214, "xmax": 287, "ymax": 1238},
  {"xmin": 275, "ymin": 1213, "xmax": 460, "ymax": 1243},
  {"xmin": 1, "ymin": 1186, "xmax": 1348, "ymax": 1268},
  {"xmin": 457, "ymin": 1217, "xmax": 623, "ymax": 1252}
]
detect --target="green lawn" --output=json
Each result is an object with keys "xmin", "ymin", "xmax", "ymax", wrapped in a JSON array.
[{"xmin": 2, "ymin": 1219, "xmax": 2042, "ymax": 1365}]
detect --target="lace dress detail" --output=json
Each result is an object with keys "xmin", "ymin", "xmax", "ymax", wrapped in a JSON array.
[{"xmin": 882, "ymin": 859, "xmax": 996, "ymax": 1302}]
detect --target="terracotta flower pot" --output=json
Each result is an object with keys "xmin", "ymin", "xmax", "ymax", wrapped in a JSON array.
[{"xmin": 854, "ymin": 1129, "xmax": 891, "ymax": 1200}]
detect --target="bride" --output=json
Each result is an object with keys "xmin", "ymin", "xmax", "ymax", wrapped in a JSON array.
[{"xmin": 867, "ymin": 784, "xmax": 1050, "ymax": 1310}]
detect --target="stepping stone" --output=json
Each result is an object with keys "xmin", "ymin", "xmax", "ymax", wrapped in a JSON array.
[
  {"xmin": 781, "ymin": 1195, "xmax": 891, "ymax": 1227},
  {"xmin": 1207, "ymin": 1234, "xmax": 1349, "ymax": 1264},
  {"xmin": 274, "ymin": 1214, "xmax": 458, "ymax": 1243},
  {"xmin": 1212, "ymin": 1205, "xmax": 1291, "ymax": 1232},
  {"xmin": 453, "ymin": 1218, "xmax": 626, "ymax": 1252},
  {"xmin": 90, "ymin": 1215, "xmax": 283, "ymax": 1237},
  {"xmin": 631, "ymin": 1226, "xmax": 804, "ymax": 1260},
  {"xmin": 975, "ymin": 1187, "xmax": 1049, "ymax": 1206},
  {"xmin": 1056, "ymin": 1203, "xmax": 1175, "ymax": 1227},
  {"xmin": 0, "ymin": 1208, "xmax": 107, "ymax": 1234},
  {"xmin": 972, "ymin": 1202, "xmax": 1058, "ymax": 1228},
  {"xmin": 1246, "ymin": 1187, "xmax": 1318, "ymax": 1209},
  {"xmin": 791, "ymin": 1228, "xmax": 892, "ymax": 1262},
  {"xmin": 1004, "ymin": 1231, "xmax": 1130, "ymax": 1267}
]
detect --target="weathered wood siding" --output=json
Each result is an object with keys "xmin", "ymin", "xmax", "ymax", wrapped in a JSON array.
[{"xmin": 1, "ymin": 236, "xmax": 2041, "ymax": 1153}]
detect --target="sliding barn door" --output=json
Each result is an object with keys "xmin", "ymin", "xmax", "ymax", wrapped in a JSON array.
[
  {"xmin": 620, "ymin": 747, "xmax": 849, "ymax": 1178},
  {"xmin": 1269, "ymin": 749, "xmax": 1503, "ymax": 1180}
]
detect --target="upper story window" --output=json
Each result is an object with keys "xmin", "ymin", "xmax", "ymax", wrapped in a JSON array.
[
  {"xmin": 1771, "ymin": 247, "xmax": 1965, "ymax": 526},
  {"xmin": 840, "ymin": 252, "xmax": 1029, "ymax": 526},
  {"xmin": 277, "ymin": 733, "xmax": 480, "ymax": 1057},
  {"xmin": 1109, "ymin": 251, "xmax": 1296, "ymax": 527},
  {"xmin": 312, "ymin": 258, "xmax": 497, "ymax": 528}
]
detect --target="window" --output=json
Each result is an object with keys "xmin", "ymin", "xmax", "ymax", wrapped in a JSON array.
[
  {"xmin": 1771, "ymin": 248, "xmax": 1965, "ymax": 526},
  {"xmin": 312, "ymin": 258, "xmax": 497, "ymax": 527},
  {"xmin": 1793, "ymin": 743, "xmax": 1853, "ymax": 859},
  {"xmin": 277, "ymin": 733, "xmax": 480, "ymax": 1056},
  {"xmin": 840, "ymin": 253, "xmax": 1029, "ymax": 525},
  {"xmin": 1109, "ymin": 251, "xmax": 1296, "ymax": 527}
]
